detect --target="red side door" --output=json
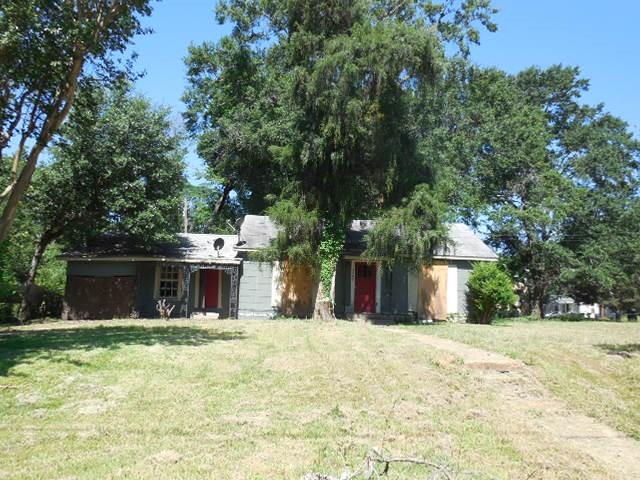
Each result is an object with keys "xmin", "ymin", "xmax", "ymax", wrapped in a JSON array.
[
  {"xmin": 354, "ymin": 262, "xmax": 376, "ymax": 313},
  {"xmin": 204, "ymin": 270, "xmax": 219, "ymax": 309}
]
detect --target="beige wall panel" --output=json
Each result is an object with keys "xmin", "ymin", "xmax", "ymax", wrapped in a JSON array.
[
  {"xmin": 418, "ymin": 261, "xmax": 448, "ymax": 320},
  {"xmin": 280, "ymin": 262, "xmax": 315, "ymax": 317}
]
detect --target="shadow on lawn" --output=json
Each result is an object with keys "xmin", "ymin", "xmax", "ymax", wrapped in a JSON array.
[
  {"xmin": 0, "ymin": 324, "xmax": 246, "ymax": 376},
  {"xmin": 596, "ymin": 343, "xmax": 640, "ymax": 358}
]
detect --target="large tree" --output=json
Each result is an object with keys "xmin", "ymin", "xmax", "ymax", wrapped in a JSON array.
[
  {"xmin": 185, "ymin": 0, "xmax": 497, "ymax": 318},
  {"xmin": 441, "ymin": 65, "xmax": 640, "ymax": 315},
  {"xmin": 16, "ymin": 84, "xmax": 185, "ymax": 320},
  {"xmin": 0, "ymin": 0, "xmax": 156, "ymax": 242}
]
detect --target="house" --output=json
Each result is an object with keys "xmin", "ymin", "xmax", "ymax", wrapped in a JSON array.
[
  {"xmin": 544, "ymin": 296, "xmax": 602, "ymax": 319},
  {"xmin": 61, "ymin": 215, "xmax": 498, "ymax": 321}
]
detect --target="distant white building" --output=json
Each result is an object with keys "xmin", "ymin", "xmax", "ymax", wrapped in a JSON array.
[{"xmin": 544, "ymin": 296, "xmax": 600, "ymax": 318}]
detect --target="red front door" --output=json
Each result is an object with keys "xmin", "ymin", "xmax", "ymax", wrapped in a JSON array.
[
  {"xmin": 204, "ymin": 270, "xmax": 219, "ymax": 308},
  {"xmin": 355, "ymin": 262, "xmax": 376, "ymax": 313}
]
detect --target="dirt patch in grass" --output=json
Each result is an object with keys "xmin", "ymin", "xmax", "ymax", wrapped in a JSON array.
[
  {"xmin": 399, "ymin": 322, "xmax": 640, "ymax": 479},
  {"xmin": 147, "ymin": 450, "xmax": 183, "ymax": 465}
]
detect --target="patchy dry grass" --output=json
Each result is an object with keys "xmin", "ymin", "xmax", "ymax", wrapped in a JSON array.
[
  {"xmin": 407, "ymin": 320, "xmax": 640, "ymax": 440},
  {"xmin": 0, "ymin": 319, "xmax": 617, "ymax": 479}
]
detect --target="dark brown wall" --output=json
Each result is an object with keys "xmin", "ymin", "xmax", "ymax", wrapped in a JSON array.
[{"xmin": 63, "ymin": 276, "xmax": 137, "ymax": 320}]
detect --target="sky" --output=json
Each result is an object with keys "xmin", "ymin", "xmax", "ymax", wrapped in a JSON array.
[{"xmin": 128, "ymin": 0, "xmax": 640, "ymax": 180}]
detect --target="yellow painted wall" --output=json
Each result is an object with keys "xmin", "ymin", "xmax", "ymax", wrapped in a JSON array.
[{"xmin": 418, "ymin": 261, "xmax": 448, "ymax": 320}]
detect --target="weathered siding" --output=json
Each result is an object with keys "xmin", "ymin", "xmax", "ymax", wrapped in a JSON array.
[
  {"xmin": 334, "ymin": 260, "xmax": 352, "ymax": 315},
  {"xmin": 278, "ymin": 262, "xmax": 314, "ymax": 317},
  {"xmin": 221, "ymin": 272, "xmax": 230, "ymax": 317},
  {"xmin": 418, "ymin": 261, "xmax": 448, "ymax": 320},
  {"xmin": 407, "ymin": 268, "xmax": 419, "ymax": 313},
  {"xmin": 134, "ymin": 262, "xmax": 192, "ymax": 318},
  {"xmin": 67, "ymin": 261, "xmax": 232, "ymax": 319},
  {"xmin": 380, "ymin": 264, "xmax": 408, "ymax": 314},
  {"xmin": 238, "ymin": 261, "xmax": 274, "ymax": 317},
  {"xmin": 68, "ymin": 261, "xmax": 136, "ymax": 277},
  {"xmin": 64, "ymin": 276, "xmax": 136, "ymax": 319},
  {"xmin": 135, "ymin": 262, "xmax": 158, "ymax": 317},
  {"xmin": 454, "ymin": 260, "xmax": 473, "ymax": 315}
]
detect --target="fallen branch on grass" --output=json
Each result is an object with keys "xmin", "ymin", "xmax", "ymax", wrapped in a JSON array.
[{"xmin": 302, "ymin": 448, "xmax": 454, "ymax": 480}]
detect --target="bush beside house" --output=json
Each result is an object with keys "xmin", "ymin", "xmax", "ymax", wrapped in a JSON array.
[{"xmin": 467, "ymin": 262, "xmax": 517, "ymax": 324}]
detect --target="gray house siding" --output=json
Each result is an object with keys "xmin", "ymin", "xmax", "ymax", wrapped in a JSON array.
[
  {"xmin": 68, "ymin": 261, "xmax": 136, "ymax": 277},
  {"xmin": 391, "ymin": 264, "xmax": 408, "ymax": 314},
  {"xmin": 135, "ymin": 262, "xmax": 157, "ymax": 317},
  {"xmin": 452, "ymin": 260, "xmax": 473, "ymax": 315},
  {"xmin": 334, "ymin": 260, "xmax": 351, "ymax": 315},
  {"xmin": 134, "ymin": 262, "xmax": 193, "ymax": 318},
  {"xmin": 381, "ymin": 264, "xmax": 408, "ymax": 314},
  {"xmin": 238, "ymin": 261, "xmax": 274, "ymax": 317}
]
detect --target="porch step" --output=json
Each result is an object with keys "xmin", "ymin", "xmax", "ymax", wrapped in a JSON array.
[
  {"xmin": 346, "ymin": 313, "xmax": 416, "ymax": 325},
  {"xmin": 191, "ymin": 312, "xmax": 220, "ymax": 320}
]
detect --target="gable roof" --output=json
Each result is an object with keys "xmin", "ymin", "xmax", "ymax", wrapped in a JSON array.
[
  {"xmin": 435, "ymin": 223, "xmax": 499, "ymax": 261},
  {"xmin": 239, "ymin": 215, "xmax": 498, "ymax": 261},
  {"xmin": 236, "ymin": 215, "xmax": 280, "ymax": 250}
]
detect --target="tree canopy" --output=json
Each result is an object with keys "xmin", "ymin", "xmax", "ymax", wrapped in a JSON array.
[
  {"xmin": 2, "ymin": 83, "xmax": 185, "ymax": 320},
  {"xmin": 435, "ymin": 65, "xmax": 640, "ymax": 314},
  {"xmin": 0, "ymin": 0, "xmax": 156, "ymax": 242},
  {"xmin": 185, "ymin": 0, "xmax": 498, "ymax": 317}
]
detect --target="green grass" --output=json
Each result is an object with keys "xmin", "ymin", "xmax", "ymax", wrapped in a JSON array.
[
  {"xmin": 407, "ymin": 319, "xmax": 640, "ymax": 440},
  {"xmin": 0, "ymin": 319, "xmax": 614, "ymax": 479}
]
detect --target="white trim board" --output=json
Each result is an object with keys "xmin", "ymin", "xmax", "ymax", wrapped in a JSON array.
[
  {"xmin": 446, "ymin": 264, "xmax": 458, "ymax": 314},
  {"xmin": 270, "ymin": 261, "xmax": 283, "ymax": 309}
]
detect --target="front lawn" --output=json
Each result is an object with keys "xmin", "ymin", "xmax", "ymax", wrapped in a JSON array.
[
  {"xmin": 407, "ymin": 320, "xmax": 640, "ymax": 440},
  {"xmin": 0, "ymin": 319, "xmax": 616, "ymax": 479}
]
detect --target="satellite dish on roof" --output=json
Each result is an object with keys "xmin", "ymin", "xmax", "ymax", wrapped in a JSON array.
[{"xmin": 213, "ymin": 237, "xmax": 225, "ymax": 257}]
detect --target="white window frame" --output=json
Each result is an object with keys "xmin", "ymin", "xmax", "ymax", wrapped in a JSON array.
[{"xmin": 155, "ymin": 264, "xmax": 183, "ymax": 300}]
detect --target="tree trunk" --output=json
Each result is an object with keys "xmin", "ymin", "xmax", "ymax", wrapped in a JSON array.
[
  {"xmin": 537, "ymin": 296, "xmax": 546, "ymax": 319},
  {"xmin": 212, "ymin": 180, "xmax": 234, "ymax": 219},
  {"xmin": 0, "ymin": 147, "xmax": 42, "ymax": 244},
  {"xmin": 18, "ymin": 231, "xmax": 55, "ymax": 322},
  {"xmin": 312, "ymin": 269, "xmax": 336, "ymax": 321},
  {"xmin": 0, "ymin": 53, "xmax": 84, "ymax": 243}
]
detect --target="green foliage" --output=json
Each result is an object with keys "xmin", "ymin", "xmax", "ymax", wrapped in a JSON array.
[
  {"xmin": 0, "ymin": 240, "xmax": 18, "ymax": 300},
  {"xmin": 0, "ymin": 0, "xmax": 154, "ymax": 157},
  {"xmin": 185, "ymin": 0, "xmax": 499, "ymax": 280},
  {"xmin": 318, "ymin": 221, "xmax": 345, "ymax": 297},
  {"xmin": 34, "ymin": 244, "xmax": 66, "ymax": 296},
  {"xmin": 253, "ymin": 199, "xmax": 320, "ymax": 265},
  {"xmin": 0, "ymin": 0, "xmax": 156, "ymax": 242},
  {"xmin": 440, "ymin": 65, "xmax": 640, "ymax": 314},
  {"xmin": 184, "ymin": 181, "xmax": 242, "ymax": 234},
  {"xmin": 0, "ymin": 83, "xmax": 185, "ymax": 317},
  {"xmin": 467, "ymin": 262, "xmax": 517, "ymax": 324},
  {"xmin": 42, "ymin": 83, "xmax": 186, "ymax": 248},
  {"xmin": 551, "ymin": 313, "xmax": 588, "ymax": 322},
  {"xmin": 364, "ymin": 184, "xmax": 450, "ymax": 269}
]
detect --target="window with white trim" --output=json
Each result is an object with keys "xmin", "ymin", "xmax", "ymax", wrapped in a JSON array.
[{"xmin": 158, "ymin": 265, "xmax": 181, "ymax": 299}]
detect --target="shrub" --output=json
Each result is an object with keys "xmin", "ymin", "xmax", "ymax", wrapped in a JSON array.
[
  {"xmin": 552, "ymin": 313, "xmax": 586, "ymax": 322},
  {"xmin": 467, "ymin": 262, "xmax": 518, "ymax": 324}
]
